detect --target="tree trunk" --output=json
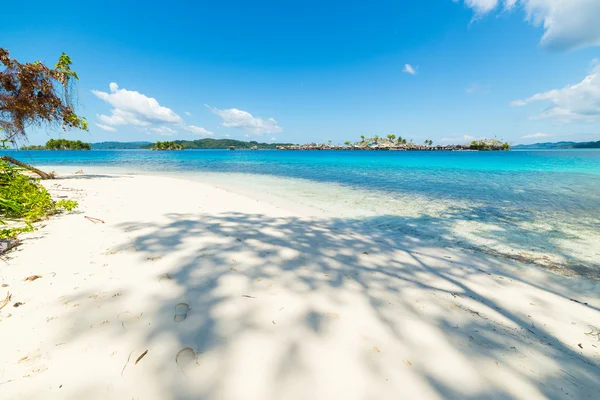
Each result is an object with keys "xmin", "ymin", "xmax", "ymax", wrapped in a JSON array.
[{"xmin": 1, "ymin": 156, "xmax": 54, "ymax": 179}]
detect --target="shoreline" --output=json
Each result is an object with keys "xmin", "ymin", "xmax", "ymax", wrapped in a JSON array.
[
  {"xmin": 36, "ymin": 165, "xmax": 600, "ymax": 279},
  {"xmin": 0, "ymin": 171, "xmax": 599, "ymax": 399}
]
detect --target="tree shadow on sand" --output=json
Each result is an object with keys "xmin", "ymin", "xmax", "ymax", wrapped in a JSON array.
[{"xmin": 50, "ymin": 211, "xmax": 599, "ymax": 399}]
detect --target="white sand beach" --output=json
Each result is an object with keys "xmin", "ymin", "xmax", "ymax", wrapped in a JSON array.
[{"xmin": 0, "ymin": 172, "xmax": 599, "ymax": 399}]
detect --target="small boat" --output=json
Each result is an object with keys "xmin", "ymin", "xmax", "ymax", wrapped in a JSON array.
[
  {"xmin": 229, "ymin": 146, "xmax": 235, "ymax": 150},
  {"xmin": 250, "ymin": 146, "xmax": 258, "ymax": 150}
]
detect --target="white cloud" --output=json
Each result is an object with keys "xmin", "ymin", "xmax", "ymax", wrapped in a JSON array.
[
  {"xmin": 95, "ymin": 123, "xmax": 117, "ymax": 132},
  {"xmin": 440, "ymin": 135, "xmax": 475, "ymax": 142},
  {"xmin": 207, "ymin": 105, "xmax": 283, "ymax": 134},
  {"xmin": 184, "ymin": 111, "xmax": 192, "ymax": 117},
  {"xmin": 97, "ymin": 108, "xmax": 150, "ymax": 127},
  {"xmin": 455, "ymin": 0, "xmax": 600, "ymax": 50},
  {"xmin": 403, "ymin": 64, "xmax": 417, "ymax": 75},
  {"xmin": 591, "ymin": 59, "xmax": 600, "ymax": 74},
  {"xmin": 92, "ymin": 82, "xmax": 182, "ymax": 127},
  {"xmin": 150, "ymin": 126, "xmax": 177, "ymax": 136},
  {"xmin": 465, "ymin": 83, "xmax": 491, "ymax": 94},
  {"xmin": 522, "ymin": 132, "xmax": 551, "ymax": 138},
  {"xmin": 461, "ymin": 0, "xmax": 501, "ymax": 15},
  {"xmin": 511, "ymin": 72, "xmax": 600, "ymax": 123},
  {"xmin": 184, "ymin": 126, "xmax": 215, "ymax": 136}
]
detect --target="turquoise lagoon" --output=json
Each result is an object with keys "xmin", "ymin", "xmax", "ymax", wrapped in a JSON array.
[{"xmin": 4, "ymin": 149, "xmax": 600, "ymax": 276}]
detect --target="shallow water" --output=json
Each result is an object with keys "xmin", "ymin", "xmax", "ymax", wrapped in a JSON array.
[{"xmin": 5, "ymin": 149, "xmax": 600, "ymax": 277}]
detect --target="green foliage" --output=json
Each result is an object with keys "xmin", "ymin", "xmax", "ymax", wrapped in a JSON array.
[
  {"xmin": 55, "ymin": 199, "xmax": 78, "ymax": 211},
  {"xmin": 19, "ymin": 144, "xmax": 46, "ymax": 150},
  {"xmin": 0, "ymin": 163, "xmax": 55, "ymax": 221},
  {"xmin": 0, "ymin": 223, "xmax": 34, "ymax": 239},
  {"xmin": 143, "ymin": 139, "xmax": 293, "ymax": 150},
  {"xmin": 152, "ymin": 141, "xmax": 184, "ymax": 150},
  {"xmin": 469, "ymin": 139, "xmax": 510, "ymax": 151},
  {"xmin": 45, "ymin": 138, "xmax": 91, "ymax": 150},
  {"xmin": 54, "ymin": 52, "xmax": 79, "ymax": 81},
  {"xmin": 20, "ymin": 138, "xmax": 91, "ymax": 150},
  {"xmin": 0, "ymin": 145, "xmax": 78, "ymax": 238}
]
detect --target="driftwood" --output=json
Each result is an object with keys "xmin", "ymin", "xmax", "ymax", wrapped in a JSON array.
[
  {"xmin": 0, "ymin": 239, "xmax": 19, "ymax": 255},
  {"xmin": 1, "ymin": 156, "xmax": 54, "ymax": 180}
]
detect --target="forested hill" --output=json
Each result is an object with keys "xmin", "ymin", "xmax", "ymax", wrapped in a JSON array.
[
  {"xmin": 90, "ymin": 139, "xmax": 292, "ymax": 149},
  {"xmin": 167, "ymin": 139, "xmax": 294, "ymax": 149},
  {"xmin": 90, "ymin": 139, "xmax": 293, "ymax": 149},
  {"xmin": 513, "ymin": 141, "xmax": 600, "ymax": 149}
]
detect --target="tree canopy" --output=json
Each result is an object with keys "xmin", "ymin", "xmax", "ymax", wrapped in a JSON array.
[
  {"xmin": 152, "ymin": 141, "xmax": 184, "ymax": 150},
  {"xmin": 0, "ymin": 48, "xmax": 88, "ymax": 144},
  {"xmin": 21, "ymin": 138, "xmax": 91, "ymax": 150}
]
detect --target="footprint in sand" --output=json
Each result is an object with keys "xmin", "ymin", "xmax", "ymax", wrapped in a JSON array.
[
  {"xmin": 159, "ymin": 273, "xmax": 175, "ymax": 288},
  {"xmin": 176, "ymin": 348, "xmax": 199, "ymax": 377},
  {"xmin": 174, "ymin": 303, "xmax": 190, "ymax": 322},
  {"xmin": 118, "ymin": 312, "xmax": 147, "ymax": 331}
]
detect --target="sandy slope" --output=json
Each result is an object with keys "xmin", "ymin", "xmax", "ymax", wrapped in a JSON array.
[{"xmin": 0, "ymin": 173, "xmax": 598, "ymax": 400}]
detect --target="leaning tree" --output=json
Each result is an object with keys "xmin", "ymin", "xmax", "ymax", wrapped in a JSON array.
[{"xmin": 0, "ymin": 48, "xmax": 88, "ymax": 178}]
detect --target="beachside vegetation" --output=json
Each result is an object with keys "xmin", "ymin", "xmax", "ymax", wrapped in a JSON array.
[
  {"xmin": 0, "ymin": 141, "xmax": 78, "ymax": 239},
  {"xmin": 21, "ymin": 139, "xmax": 91, "ymax": 150},
  {"xmin": 1, "ymin": 47, "xmax": 88, "ymax": 178},
  {"xmin": 0, "ymin": 47, "xmax": 84, "ymax": 240}
]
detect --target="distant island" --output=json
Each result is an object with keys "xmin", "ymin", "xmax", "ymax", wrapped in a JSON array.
[
  {"xmin": 87, "ymin": 139, "xmax": 293, "ymax": 150},
  {"xmin": 513, "ymin": 140, "xmax": 600, "ymax": 149},
  {"xmin": 21, "ymin": 139, "xmax": 91, "ymax": 150},
  {"xmin": 277, "ymin": 136, "xmax": 510, "ymax": 151},
  {"xmin": 151, "ymin": 141, "xmax": 184, "ymax": 150}
]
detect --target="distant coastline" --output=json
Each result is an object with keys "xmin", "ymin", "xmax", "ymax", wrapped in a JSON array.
[
  {"xmin": 513, "ymin": 140, "xmax": 600, "ymax": 149},
  {"xmin": 91, "ymin": 138, "xmax": 293, "ymax": 150},
  {"xmin": 18, "ymin": 138, "xmax": 600, "ymax": 151}
]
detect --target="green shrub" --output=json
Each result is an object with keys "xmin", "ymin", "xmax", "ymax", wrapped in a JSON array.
[{"xmin": 0, "ymin": 156, "xmax": 78, "ymax": 238}]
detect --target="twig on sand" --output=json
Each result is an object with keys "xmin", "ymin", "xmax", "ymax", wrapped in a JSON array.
[
  {"xmin": 84, "ymin": 216, "xmax": 105, "ymax": 224},
  {"xmin": 585, "ymin": 326, "xmax": 600, "ymax": 341},
  {"xmin": 0, "ymin": 292, "xmax": 11, "ymax": 311},
  {"xmin": 569, "ymin": 298, "xmax": 589, "ymax": 306},
  {"xmin": 135, "ymin": 350, "xmax": 148, "ymax": 365},
  {"xmin": 121, "ymin": 352, "xmax": 133, "ymax": 376}
]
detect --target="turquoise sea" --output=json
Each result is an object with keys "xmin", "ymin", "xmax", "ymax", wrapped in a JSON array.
[{"xmin": 4, "ymin": 149, "xmax": 600, "ymax": 277}]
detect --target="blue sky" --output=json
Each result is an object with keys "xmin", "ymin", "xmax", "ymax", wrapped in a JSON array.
[{"xmin": 2, "ymin": 0, "xmax": 599, "ymax": 145}]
